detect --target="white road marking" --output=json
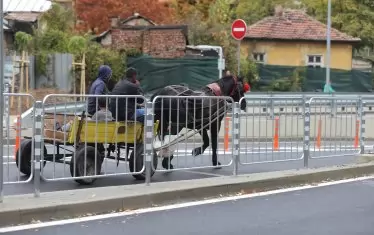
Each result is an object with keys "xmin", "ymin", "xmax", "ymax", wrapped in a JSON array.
[
  {"xmin": 2, "ymin": 156, "xmax": 15, "ymax": 165},
  {"xmin": 171, "ymin": 147, "xmax": 360, "ymax": 154},
  {"xmin": 2, "ymin": 156, "xmax": 14, "ymax": 159},
  {"xmin": 1, "ymin": 175, "xmax": 373, "ymax": 233}
]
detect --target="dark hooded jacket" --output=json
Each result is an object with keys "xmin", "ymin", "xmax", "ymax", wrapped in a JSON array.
[
  {"xmin": 109, "ymin": 78, "xmax": 144, "ymax": 121},
  {"xmin": 87, "ymin": 65, "xmax": 112, "ymax": 115}
]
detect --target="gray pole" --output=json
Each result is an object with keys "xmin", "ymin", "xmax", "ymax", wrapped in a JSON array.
[
  {"xmin": 237, "ymin": 40, "xmax": 241, "ymax": 76},
  {"xmin": 0, "ymin": 0, "xmax": 4, "ymax": 202},
  {"xmin": 326, "ymin": 0, "xmax": 331, "ymax": 85}
]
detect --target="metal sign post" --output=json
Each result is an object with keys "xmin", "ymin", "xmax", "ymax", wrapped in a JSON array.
[{"xmin": 231, "ymin": 19, "xmax": 247, "ymax": 76}]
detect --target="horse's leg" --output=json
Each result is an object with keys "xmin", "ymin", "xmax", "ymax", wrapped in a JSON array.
[
  {"xmin": 161, "ymin": 122, "xmax": 175, "ymax": 170},
  {"xmin": 210, "ymin": 121, "xmax": 222, "ymax": 169},
  {"xmin": 192, "ymin": 128, "xmax": 209, "ymax": 157},
  {"xmin": 162, "ymin": 155, "xmax": 174, "ymax": 170},
  {"xmin": 126, "ymin": 147, "xmax": 130, "ymax": 160}
]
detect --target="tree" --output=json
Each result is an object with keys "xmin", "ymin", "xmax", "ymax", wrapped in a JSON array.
[
  {"xmin": 27, "ymin": 2, "xmax": 126, "ymax": 90},
  {"xmin": 184, "ymin": 0, "xmax": 257, "ymax": 81},
  {"xmin": 235, "ymin": 0, "xmax": 295, "ymax": 25},
  {"xmin": 299, "ymin": 0, "xmax": 374, "ymax": 48},
  {"xmin": 39, "ymin": 3, "xmax": 75, "ymax": 32},
  {"xmin": 14, "ymin": 32, "xmax": 33, "ymax": 53},
  {"xmin": 75, "ymin": 0, "xmax": 176, "ymax": 33},
  {"xmin": 75, "ymin": 0, "xmax": 122, "ymax": 33},
  {"xmin": 172, "ymin": 0, "xmax": 215, "ymax": 21}
]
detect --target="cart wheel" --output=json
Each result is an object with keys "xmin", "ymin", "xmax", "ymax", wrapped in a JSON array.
[
  {"xmin": 129, "ymin": 144, "xmax": 158, "ymax": 180},
  {"xmin": 15, "ymin": 139, "xmax": 47, "ymax": 176},
  {"xmin": 70, "ymin": 146, "xmax": 103, "ymax": 185}
]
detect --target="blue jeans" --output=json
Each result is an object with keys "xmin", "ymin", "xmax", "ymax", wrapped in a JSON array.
[{"xmin": 132, "ymin": 109, "xmax": 145, "ymax": 123}]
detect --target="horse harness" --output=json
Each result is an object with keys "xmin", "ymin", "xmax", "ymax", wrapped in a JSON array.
[{"xmin": 206, "ymin": 75, "xmax": 238, "ymax": 97}]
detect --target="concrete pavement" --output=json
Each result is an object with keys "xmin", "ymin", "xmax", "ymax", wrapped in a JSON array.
[{"xmin": 2, "ymin": 175, "xmax": 374, "ymax": 234}]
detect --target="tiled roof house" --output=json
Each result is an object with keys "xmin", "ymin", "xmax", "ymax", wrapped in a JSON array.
[
  {"xmin": 243, "ymin": 8, "xmax": 361, "ymax": 70},
  {"xmin": 245, "ymin": 9, "xmax": 360, "ymax": 42}
]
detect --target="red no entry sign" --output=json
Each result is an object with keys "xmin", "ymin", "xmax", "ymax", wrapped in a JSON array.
[{"xmin": 231, "ymin": 19, "xmax": 247, "ymax": 40}]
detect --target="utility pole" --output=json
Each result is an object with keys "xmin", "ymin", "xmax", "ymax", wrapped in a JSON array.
[
  {"xmin": 326, "ymin": 0, "xmax": 331, "ymax": 85},
  {"xmin": 0, "ymin": 0, "xmax": 5, "ymax": 202}
]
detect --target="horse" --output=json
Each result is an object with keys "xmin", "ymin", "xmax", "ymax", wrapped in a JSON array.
[{"xmin": 151, "ymin": 75, "xmax": 247, "ymax": 170}]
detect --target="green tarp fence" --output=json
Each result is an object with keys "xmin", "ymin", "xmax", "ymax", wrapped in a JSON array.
[
  {"xmin": 127, "ymin": 56, "xmax": 219, "ymax": 94},
  {"xmin": 127, "ymin": 56, "xmax": 373, "ymax": 93},
  {"xmin": 257, "ymin": 64, "xmax": 373, "ymax": 92}
]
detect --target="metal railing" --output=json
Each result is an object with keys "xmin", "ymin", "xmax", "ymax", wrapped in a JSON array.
[
  {"xmin": 1, "ymin": 93, "xmax": 373, "ymax": 200},
  {"xmin": 308, "ymin": 97, "xmax": 362, "ymax": 159},
  {"xmin": 238, "ymin": 97, "xmax": 305, "ymax": 165},
  {"xmin": 39, "ymin": 94, "xmax": 149, "ymax": 185},
  {"xmin": 2, "ymin": 94, "xmax": 36, "ymax": 185},
  {"xmin": 152, "ymin": 95, "xmax": 235, "ymax": 172}
]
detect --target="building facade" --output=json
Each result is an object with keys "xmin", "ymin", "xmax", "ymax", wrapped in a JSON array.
[{"xmin": 243, "ymin": 8, "xmax": 361, "ymax": 70}]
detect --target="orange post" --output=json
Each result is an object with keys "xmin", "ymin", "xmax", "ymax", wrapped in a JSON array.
[
  {"xmin": 273, "ymin": 117, "xmax": 279, "ymax": 151},
  {"xmin": 316, "ymin": 119, "xmax": 322, "ymax": 149},
  {"xmin": 354, "ymin": 120, "xmax": 360, "ymax": 149},
  {"xmin": 14, "ymin": 116, "xmax": 21, "ymax": 160},
  {"xmin": 224, "ymin": 117, "xmax": 230, "ymax": 151}
]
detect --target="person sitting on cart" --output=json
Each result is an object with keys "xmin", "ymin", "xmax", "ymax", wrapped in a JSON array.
[
  {"xmin": 61, "ymin": 97, "xmax": 113, "ymax": 132},
  {"xmin": 87, "ymin": 65, "xmax": 112, "ymax": 116},
  {"xmin": 109, "ymin": 67, "xmax": 145, "ymax": 123},
  {"xmin": 90, "ymin": 97, "xmax": 113, "ymax": 122}
]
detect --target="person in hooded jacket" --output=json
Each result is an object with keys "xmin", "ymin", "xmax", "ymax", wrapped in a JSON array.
[
  {"xmin": 109, "ymin": 67, "xmax": 145, "ymax": 123},
  {"xmin": 87, "ymin": 65, "xmax": 112, "ymax": 116}
]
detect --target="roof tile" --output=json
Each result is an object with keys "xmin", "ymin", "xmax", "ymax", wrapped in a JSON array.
[{"xmin": 245, "ymin": 9, "xmax": 361, "ymax": 42}]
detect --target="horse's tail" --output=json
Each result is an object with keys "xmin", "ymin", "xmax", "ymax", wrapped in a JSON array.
[
  {"xmin": 150, "ymin": 91, "xmax": 162, "ymax": 141},
  {"xmin": 152, "ymin": 98, "xmax": 166, "ymax": 142},
  {"xmin": 155, "ymin": 114, "xmax": 167, "ymax": 142}
]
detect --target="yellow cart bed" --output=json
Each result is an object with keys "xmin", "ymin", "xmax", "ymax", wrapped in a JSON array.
[{"xmin": 15, "ymin": 113, "xmax": 160, "ymax": 185}]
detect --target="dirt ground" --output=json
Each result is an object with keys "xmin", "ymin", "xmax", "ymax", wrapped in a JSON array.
[{"xmin": 9, "ymin": 88, "xmax": 76, "ymax": 115}]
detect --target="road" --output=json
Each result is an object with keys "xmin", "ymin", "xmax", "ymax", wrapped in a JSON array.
[
  {"xmin": 2, "ymin": 176, "xmax": 374, "ymax": 234},
  {"xmin": 2, "ymin": 141, "xmax": 368, "ymax": 196}
]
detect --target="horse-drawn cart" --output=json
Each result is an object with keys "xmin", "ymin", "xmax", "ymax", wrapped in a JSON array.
[{"xmin": 15, "ymin": 113, "xmax": 159, "ymax": 185}]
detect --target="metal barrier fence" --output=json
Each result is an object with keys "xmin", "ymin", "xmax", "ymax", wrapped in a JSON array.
[
  {"xmin": 39, "ymin": 94, "xmax": 149, "ymax": 185},
  {"xmin": 2, "ymin": 94, "xmax": 36, "ymax": 186},
  {"xmin": 238, "ymin": 97, "xmax": 305, "ymax": 165},
  {"xmin": 308, "ymin": 97, "xmax": 362, "ymax": 159},
  {"xmin": 1, "ymin": 93, "xmax": 373, "ymax": 200},
  {"xmin": 152, "ymin": 95, "xmax": 235, "ymax": 172}
]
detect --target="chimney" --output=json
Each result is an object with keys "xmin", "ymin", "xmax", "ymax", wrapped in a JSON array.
[
  {"xmin": 274, "ymin": 5, "xmax": 284, "ymax": 17},
  {"xmin": 110, "ymin": 16, "xmax": 119, "ymax": 28}
]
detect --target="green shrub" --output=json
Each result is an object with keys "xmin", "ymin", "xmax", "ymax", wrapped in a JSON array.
[{"xmin": 85, "ymin": 43, "xmax": 127, "ymax": 84}]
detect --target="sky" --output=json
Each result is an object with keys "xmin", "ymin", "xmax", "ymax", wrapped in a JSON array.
[{"xmin": 3, "ymin": 0, "xmax": 51, "ymax": 12}]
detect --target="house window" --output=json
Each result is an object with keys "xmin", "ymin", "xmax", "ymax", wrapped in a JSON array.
[
  {"xmin": 307, "ymin": 55, "xmax": 323, "ymax": 68},
  {"xmin": 253, "ymin": 53, "xmax": 265, "ymax": 63}
]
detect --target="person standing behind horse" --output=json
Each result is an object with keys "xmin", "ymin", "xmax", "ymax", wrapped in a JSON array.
[
  {"xmin": 109, "ymin": 68, "xmax": 145, "ymax": 123},
  {"xmin": 87, "ymin": 65, "xmax": 112, "ymax": 116}
]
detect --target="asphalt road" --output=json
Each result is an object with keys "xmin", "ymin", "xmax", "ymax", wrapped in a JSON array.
[
  {"xmin": 1, "ymin": 141, "xmax": 366, "ymax": 196},
  {"xmin": 4, "ymin": 177, "xmax": 374, "ymax": 235}
]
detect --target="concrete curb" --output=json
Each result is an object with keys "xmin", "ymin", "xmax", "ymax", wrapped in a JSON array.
[{"xmin": 1, "ymin": 162, "xmax": 374, "ymax": 227}]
